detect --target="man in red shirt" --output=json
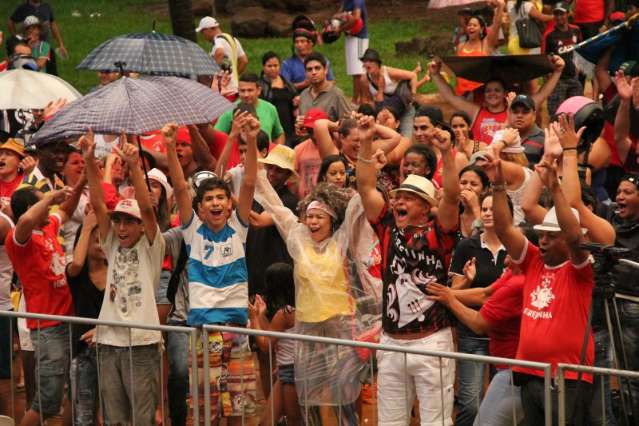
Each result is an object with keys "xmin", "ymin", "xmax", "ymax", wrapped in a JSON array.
[
  {"xmin": 571, "ymin": 0, "xmax": 613, "ymax": 39},
  {"xmin": 6, "ymin": 182, "xmax": 84, "ymax": 426},
  {"xmin": 488, "ymin": 156, "xmax": 594, "ymax": 425}
]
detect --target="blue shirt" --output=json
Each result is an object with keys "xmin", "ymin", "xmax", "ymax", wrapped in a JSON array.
[
  {"xmin": 342, "ymin": 0, "xmax": 368, "ymax": 38},
  {"xmin": 281, "ymin": 55, "xmax": 335, "ymax": 85},
  {"xmin": 182, "ymin": 210, "xmax": 249, "ymax": 326}
]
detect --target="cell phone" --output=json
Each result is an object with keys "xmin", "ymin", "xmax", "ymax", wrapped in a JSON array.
[{"xmin": 236, "ymin": 102, "xmax": 256, "ymax": 117}]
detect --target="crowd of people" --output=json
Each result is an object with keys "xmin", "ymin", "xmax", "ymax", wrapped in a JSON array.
[{"xmin": 1, "ymin": 0, "xmax": 639, "ymax": 425}]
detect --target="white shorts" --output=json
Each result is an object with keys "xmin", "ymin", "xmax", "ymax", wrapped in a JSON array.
[
  {"xmin": 344, "ymin": 36, "xmax": 369, "ymax": 76},
  {"xmin": 377, "ymin": 328, "xmax": 455, "ymax": 426}
]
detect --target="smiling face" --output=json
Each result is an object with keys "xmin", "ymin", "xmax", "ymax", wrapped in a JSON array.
[
  {"xmin": 466, "ymin": 16, "xmax": 483, "ymax": 40},
  {"xmin": 62, "ymin": 152, "xmax": 85, "ymax": 186},
  {"xmin": 392, "ymin": 191, "xmax": 431, "ymax": 229},
  {"xmin": 0, "ymin": 149, "xmax": 22, "ymax": 181},
  {"xmin": 340, "ymin": 128, "xmax": 361, "ymax": 160},
  {"xmin": 324, "ymin": 161, "xmax": 347, "ymax": 187},
  {"xmin": 413, "ymin": 116, "xmax": 436, "ymax": 145},
  {"xmin": 198, "ymin": 188, "xmax": 233, "ymax": 231},
  {"xmin": 112, "ymin": 213, "xmax": 144, "ymax": 249},
  {"xmin": 616, "ymin": 180, "xmax": 639, "ymax": 220},
  {"xmin": 39, "ymin": 144, "xmax": 68, "ymax": 175},
  {"xmin": 451, "ymin": 115, "xmax": 470, "ymax": 142},
  {"xmin": 483, "ymin": 81, "xmax": 506, "ymax": 109},
  {"xmin": 460, "ymin": 170, "xmax": 485, "ymax": 195},
  {"xmin": 305, "ymin": 209, "xmax": 332, "ymax": 242}
]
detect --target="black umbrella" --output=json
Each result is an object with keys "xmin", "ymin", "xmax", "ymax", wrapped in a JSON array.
[
  {"xmin": 77, "ymin": 32, "xmax": 220, "ymax": 77},
  {"xmin": 442, "ymin": 55, "xmax": 555, "ymax": 85}
]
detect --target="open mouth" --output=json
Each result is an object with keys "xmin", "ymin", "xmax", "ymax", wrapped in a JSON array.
[
  {"xmin": 395, "ymin": 208, "xmax": 408, "ymax": 220},
  {"xmin": 0, "ymin": 161, "xmax": 6, "ymax": 168},
  {"xmin": 209, "ymin": 209, "xmax": 223, "ymax": 217}
]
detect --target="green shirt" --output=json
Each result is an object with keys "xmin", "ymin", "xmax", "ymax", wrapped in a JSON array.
[{"xmin": 214, "ymin": 99, "xmax": 284, "ymax": 140}]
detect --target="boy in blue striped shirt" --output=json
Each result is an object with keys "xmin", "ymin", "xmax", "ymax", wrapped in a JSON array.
[{"xmin": 163, "ymin": 112, "xmax": 259, "ymax": 423}]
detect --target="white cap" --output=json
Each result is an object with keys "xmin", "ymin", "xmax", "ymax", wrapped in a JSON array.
[
  {"xmin": 195, "ymin": 16, "xmax": 220, "ymax": 32},
  {"xmin": 23, "ymin": 15, "xmax": 40, "ymax": 27},
  {"xmin": 111, "ymin": 198, "xmax": 142, "ymax": 221},
  {"xmin": 148, "ymin": 168, "xmax": 173, "ymax": 200},
  {"xmin": 533, "ymin": 207, "xmax": 586, "ymax": 234}
]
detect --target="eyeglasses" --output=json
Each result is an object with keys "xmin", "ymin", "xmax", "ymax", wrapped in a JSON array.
[{"xmin": 191, "ymin": 170, "xmax": 218, "ymax": 190}]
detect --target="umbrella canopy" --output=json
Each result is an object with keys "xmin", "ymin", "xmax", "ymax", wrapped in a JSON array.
[
  {"xmin": 0, "ymin": 69, "xmax": 82, "ymax": 110},
  {"xmin": 428, "ymin": 0, "xmax": 484, "ymax": 8},
  {"xmin": 77, "ymin": 32, "xmax": 220, "ymax": 76},
  {"xmin": 442, "ymin": 55, "xmax": 554, "ymax": 85},
  {"xmin": 31, "ymin": 76, "xmax": 232, "ymax": 145}
]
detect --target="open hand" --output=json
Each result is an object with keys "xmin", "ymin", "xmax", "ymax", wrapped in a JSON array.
[
  {"xmin": 113, "ymin": 142, "xmax": 140, "ymax": 168},
  {"xmin": 79, "ymin": 128, "xmax": 96, "ymax": 160},
  {"xmin": 425, "ymin": 282, "xmax": 455, "ymax": 306}
]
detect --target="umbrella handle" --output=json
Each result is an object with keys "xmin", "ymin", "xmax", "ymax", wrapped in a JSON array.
[
  {"xmin": 135, "ymin": 136, "xmax": 153, "ymax": 194},
  {"xmin": 558, "ymin": 12, "xmax": 639, "ymax": 54}
]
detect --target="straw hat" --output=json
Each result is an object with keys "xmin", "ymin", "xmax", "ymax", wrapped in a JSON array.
[
  {"xmin": 259, "ymin": 145, "xmax": 298, "ymax": 179},
  {"xmin": 390, "ymin": 174, "xmax": 437, "ymax": 206}
]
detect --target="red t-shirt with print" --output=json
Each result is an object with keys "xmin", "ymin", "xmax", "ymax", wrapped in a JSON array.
[
  {"xmin": 6, "ymin": 214, "xmax": 73, "ymax": 329},
  {"xmin": 470, "ymin": 107, "xmax": 508, "ymax": 145},
  {"xmin": 480, "ymin": 270, "xmax": 525, "ymax": 369},
  {"xmin": 0, "ymin": 174, "xmax": 24, "ymax": 207},
  {"xmin": 512, "ymin": 240, "xmax": 594, "ymax": 382}
]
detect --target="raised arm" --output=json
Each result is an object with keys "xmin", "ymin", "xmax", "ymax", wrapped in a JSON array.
[
  {"xmin": 428, "ymin": 60, "xmax": 480, "ymax": 120},
  {"xmin": 485, "ymin": 0, "xmax": 505, "ymax": 51},
  {"xmin": 67, "ymin": 212, "xmax": 97, "ymax": 278},
  {"xmin": 163, "ymin": 123, "xmax": 193, "ymax": 225},
  {"xmin": 115, "ymin": 139, "xmax": 158, "ymax": 242},
  {"xmin": 80, "ymin": 130, "xmax": 111, "ymax": 239},
  {"xmin": 484, "ymin": 159, "xmax": 527, "ymax": 259},
  {"xmin": 535, "ymin": 158, "xmax": 589, "ymax": 264},
  {"xmin": 188, "ymin": 125, "xmax": 217, "ymax": 172},
  {"xmin": 14, "ymin": 188, "xmax": 71, "ymax": 245},
  {"xmin": 313, "ymin": 119, "xmax": 340, "ymax": 158},
  {"xmin": 614, "ymin": 71, "xmax": 636, "ymax": 164},
  {"xmin": 371, "ymin": 122, "xmax": 401, "ymax": 154},
  {"xmin": 216, "ymin": 112, "xmax": 245, "ymax": 176},
  {"xmin": 555, "ymin": 117, "xmax": 615, "ymax": 245},
  {"xmin": 356, "ymin": 116, "xmax": 386, "ymax": 222},
  {"xmin": 57, "ymin": 172, "xmax": 87, "ymax": 225},
  {"xmin": 237, "ymin": 115, "xmax": 259, "ymax": 224},
  {"xmin": 531, "ymin": 55, "xmax": 565, "ymax": 108},
  {"xmin": 432, "ymin": 128, "xmax": 460, "ymax": 231}
]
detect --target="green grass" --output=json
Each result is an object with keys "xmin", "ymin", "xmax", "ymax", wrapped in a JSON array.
[{"xmin": 1, "ymin": 0, "xmax": 454, "ymax": 95}]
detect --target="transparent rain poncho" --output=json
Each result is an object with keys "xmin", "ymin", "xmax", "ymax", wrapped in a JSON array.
[{"xmin": 254, "ymin": 170, "xmax": 382, "ymax": 408}]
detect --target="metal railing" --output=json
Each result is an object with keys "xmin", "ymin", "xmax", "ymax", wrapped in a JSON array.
[
  {"xmin": 557, "ymin": 363, "xmax": 639, "ymax": 426},
  {"xmin": 10, "ymin": 310, "xmax": 625, "ymax": 425}
]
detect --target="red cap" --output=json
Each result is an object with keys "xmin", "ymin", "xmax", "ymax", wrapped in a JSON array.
[
  {"xmin": 176, "ymin": 126, "xmax": 192, "ymax": 144},
  {"xmin": 303, "ymin": 108, "xmax": 329, "ymax": 129}
]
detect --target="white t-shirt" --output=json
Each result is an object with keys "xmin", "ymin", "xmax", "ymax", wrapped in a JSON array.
[
  {"xmin": 211, "ymin": 34, "xmax": 246, "ymax": 93},
  {"xmin": 227, "ymin": 164, "xmax": 244, "ymax": 197},
  {"xmin": 96, "ymin": 226, "xmax": 166, "ymax": 347}
]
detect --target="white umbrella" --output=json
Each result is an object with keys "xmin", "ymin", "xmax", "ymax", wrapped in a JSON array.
[{"xmin": 0, "ymin": 69, "xmax": 82, "ymax": 110}]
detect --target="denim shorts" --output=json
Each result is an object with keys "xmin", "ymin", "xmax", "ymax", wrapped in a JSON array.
[
  {"xmin": 30, "ymin": 324, "xmax": 70, "ymax": 417},
  {"xmin": 278, "ymin": 364, "xmax": 295, "ymax": 385}
]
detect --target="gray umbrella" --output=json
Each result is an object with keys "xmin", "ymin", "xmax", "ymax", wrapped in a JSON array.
[
  {"xmin": 77, "ymin": 32, "xmax": 219, "ymax": 76},
  {"xmin": 31, "ymin": 76, "xmax": 233, "ymax": 145}
]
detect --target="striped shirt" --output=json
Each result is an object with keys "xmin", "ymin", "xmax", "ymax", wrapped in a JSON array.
[{"xmin": 182, "ymin": 210, "xmax": 249, "ymax": 326}]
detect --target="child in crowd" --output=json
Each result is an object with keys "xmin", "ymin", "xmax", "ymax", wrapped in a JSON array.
[
  {"xmin": 81, "ymin": 130, "xmax": 166, "ymax": 425},
  {"xmin": 249, "ymin": 262, "xmax": 300, "ymax": 426}
]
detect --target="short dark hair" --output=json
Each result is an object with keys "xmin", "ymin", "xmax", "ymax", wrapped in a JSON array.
[
  {"xmin": 358, "ymin": 103, "xmax": 376, "ymax": 116},
  {"xmin": 194, "ymin": 177, "xmax": 231, "ymax": 205},
  {"xmin": 459, "ymin": 164, "xmax": 490, "ymax": 190},
  {"xmin": 415, "ymin": 106, "xmax": 444, "ymax": 124},
  {"xmin": 303, "ymin": 52, "xmax": 327, "ymax": 68},
  {"xmin": 238, "ymin": 130, "xmax": 270, "ymax": 152},
  {"xmin": 239, "ymin": 73, "xmax": 259, "ymax": 84},
  {"xmin": 338, "ymin": 119, "xmax": 358, "ymax": 138},
  {"xmin": 11, "ymin": 187, "xmax": 40, "ymax": 223},
  {"xmin": 261, "ymin": 51, "xmax": 280, "ymax": 66},
  {"xmin": 404, "ymin": 145, "xmax": 437, "ymax": 180}
]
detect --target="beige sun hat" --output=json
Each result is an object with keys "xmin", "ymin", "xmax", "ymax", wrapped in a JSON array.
[
  {"xmin": 258, "ymin": 145, "xmax": 298, "ymax": 179},
  {"xmin": 390, "ymin": 174, "xmax": 437, "ymax": 206}
]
